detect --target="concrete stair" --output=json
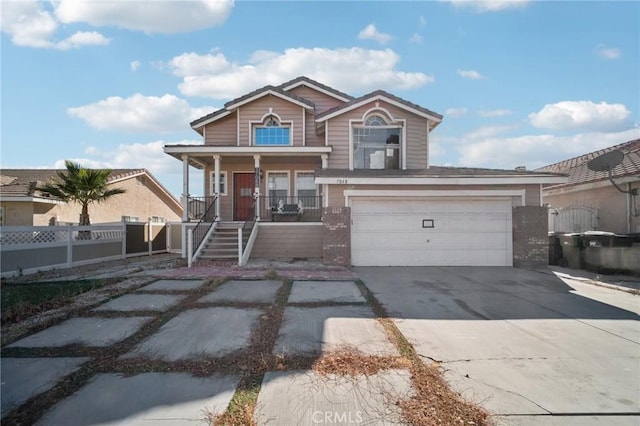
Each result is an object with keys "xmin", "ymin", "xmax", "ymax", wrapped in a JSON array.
[{"xmin": 198, "ymin": 222, "xmax": 243, "ymax": 261}]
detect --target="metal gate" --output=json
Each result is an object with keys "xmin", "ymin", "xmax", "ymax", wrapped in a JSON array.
[{"xmin": 548, "ymin": 205, "xmax": 598, "ymax": 233}]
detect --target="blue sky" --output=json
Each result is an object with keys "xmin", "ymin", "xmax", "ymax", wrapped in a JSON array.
[{"xmin": 2, "ymin": 0, "xmax": 639, "ymax": 198}]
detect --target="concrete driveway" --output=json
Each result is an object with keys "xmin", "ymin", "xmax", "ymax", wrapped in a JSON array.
[{"xmin": 356, "ymin": 267, "xmax": 640, "ymax": 425}]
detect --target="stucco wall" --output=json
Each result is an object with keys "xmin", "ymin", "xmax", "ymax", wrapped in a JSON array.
[
  {"xmin": 544, "ymin": 182, "xmax": 640, "ymax": 234},
  {"xmin": 30, "ymin": 175, "xmax": 181, "ymax": 225},
  {"xmin": 1, "ymin": 201, "xmax": 36, "ymax": 226}
]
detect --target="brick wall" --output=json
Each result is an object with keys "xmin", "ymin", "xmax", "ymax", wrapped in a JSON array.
[
  {"xmin": 513, "ymin": 206, "xmax": 549, "ymax": 268},
  {"xmin": 322, "ymin": 206, "xmax": 351, "ymax": 266}
]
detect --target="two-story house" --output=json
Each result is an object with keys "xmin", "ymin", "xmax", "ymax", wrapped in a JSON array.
[{"xmin": 164, "ymin": 76, "xmax": 565, "ymax": 267}]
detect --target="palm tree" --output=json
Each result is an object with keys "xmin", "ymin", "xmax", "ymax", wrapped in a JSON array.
[{"xmin": 37, "ymin": 161, "xmax": 126, "ymax": 226}]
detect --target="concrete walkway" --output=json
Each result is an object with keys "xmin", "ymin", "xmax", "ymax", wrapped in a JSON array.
[
  {"xmin": 2, "ymin": 260, "xmax": 638, "ymax": 425},
  {"xmin": 2, "ymin": 276, "xmax": 403, "ymax": 425},
  {"xmin": 356, "ymin": 266, "xmax": 640, "ymax": 426}
]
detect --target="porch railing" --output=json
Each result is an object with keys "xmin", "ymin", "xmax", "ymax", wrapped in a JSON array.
[
  {"xmin": 260, "ymin": 195, "xmax": 323, "ymax": 222},
  {"xmin": 191, "ymin": 196, "xmax": 218, "ymax": 259},
  {"xmin": 187, "ymin": 196, "xmax": 217, "ymax": 221},
  {"xmin": 242, "ymin": 201, "xmax": 257, "ymax": 251}
]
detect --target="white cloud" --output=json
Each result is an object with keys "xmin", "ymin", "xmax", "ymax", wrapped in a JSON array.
[
  {"xmin": 595, "ymin": 44, "xmax": 621, "ymax": 60},
  {"xmin": 445, "ymin": 107, "xmax": 468, "ymax": 117},
  {"xmin": 67, "ymin": 94, "xmax": 217, "ymax": 133},
  {"xmin": 449, "ymin": 0, "xmax": 530, "ymax": 13},
  {"xmin": 54, "ymin": 0, "xmax": 234, "ymax": 34},
  {"xmin": 358, "ymin": 23, "xmax": 392, "ymax": 45},
  {"xmin": 457, "ymin": 69, "xmax": 485, "ymax": 80},
  {"xmin": 130, "ymin": 60, "xmax": 141, "ymax": 72},
  {"xmin": 419, "ymin": 16, "xmax": 426, "ymax": 29},
  {"xmin": 478, "ymin": 109, "xmax": 513, "ymax": 117},
  {"xmin": 55, "ymin": 31, "xmax": 109, "ymax": 50},
  {"xmin": 410, "ymin": 33, "xmax": 423, "ymax": 44},
  {"xmin": 456, "ymin": 128, "xmax": 640, "ymax": 170},
  {"xmin": 0, "ymin": 0, "xmax": 109, "ymax": 49},
  {"xmin": 529, "ymin": 101, "xmax": 631, "ymax": 132},
  {"xmin": 463, "ymin": 125, "xmax": 515, "ymax": 139},
  {"xmin": 168, "ymin": 47, "xmax": 433, "ymax": 99}
]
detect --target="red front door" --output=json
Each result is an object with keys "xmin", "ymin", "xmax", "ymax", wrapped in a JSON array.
[{"xmin": 233, "ymin": 173, "xmax": 254, "ymax": 221}]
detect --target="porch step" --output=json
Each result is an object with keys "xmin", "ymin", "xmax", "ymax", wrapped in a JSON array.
[{"xmin": 195, "ymin": 221, "xmax": 243, "ymax": 262}]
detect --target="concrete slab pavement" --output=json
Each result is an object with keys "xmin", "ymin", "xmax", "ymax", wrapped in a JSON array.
[
  {"xmin": 92, "ymin": 294, "xmax": 185, "ymax": 312},
  {"xmin": 254, "ymin": 369, "xmax": 413, "ymax": 425},
  {"xmin": 288, "ymin": 280, "xmax": 365, "ymax": 303},
  {"xmin": 356, "ymin": 266, "xmax": 640, "ymax": 423},
  {"xmin": 1, "ymin": 357, "xmax": 90, "ymax": 418},
  {"xmin": 127, "ymin": 307, "xmax": 262, "ymax": 361},
  {"xmin": 36, "ymin": 372, "xmax": 239, "ymax": 426},
  {"xmin": 137, "ymin": 279, "xmax": 207, "ymax": 291},
  {"xmin": 7, "ymin": 317, "xmax": 153, "ymax": 348},
  {"xmin": 199, "ymin": 280, "xmax": 281, "ymax": 303},
  {"xmin": 273, "ymin": 305, "xmax": 397, "ymax": 356}
]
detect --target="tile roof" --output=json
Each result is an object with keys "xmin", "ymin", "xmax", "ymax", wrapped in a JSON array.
[
  {"xmin": 535, "ymin": 138, "xmax": 640, "ymax": 188},
  {"xmin": 190, "ymin": 83, "xmax": 317, "ymax": 128},
  {"xmin": 315, "ymin": 89, "xmax": 443, "ymax": 122},
  {"xmin": 0, "ymin": 168, "xmax": 147, "ymax": 199},
  {"xmin": 317, "ymin": 166, "xmax": 563, "ymax": 178},
  {"xmin": 278, "ymin": 76, "xmax": 355, "ymax": 101}
]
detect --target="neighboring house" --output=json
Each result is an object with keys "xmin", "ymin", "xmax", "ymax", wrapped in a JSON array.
[
  {"xmin": 0, "ymin": 169, "xmax": 182, "ymax": 226},
  {"xmin": 537, "ymin": 139, "xmax": 640, "ymax": 235},
  {"xmin": 164, "ymin": 76, "xmax": 565, "ymax": 267}
]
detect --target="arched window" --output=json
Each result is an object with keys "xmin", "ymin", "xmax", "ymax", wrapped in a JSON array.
[
  {"xmin": 352, "ymin": 113, "xmax": 402, "ymax": 170},
  {"xmin": 254, "ymin": 115, "xmax": 291, "ymax": 146}
]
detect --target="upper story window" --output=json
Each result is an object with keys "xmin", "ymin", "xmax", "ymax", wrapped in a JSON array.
[
  {"xmin": 353, "ymin": 114, "xmax": 402, "ymax": 170},
  {"xmin": 255, "ymin": 115, "xmax": 291, "ymax": 146}
]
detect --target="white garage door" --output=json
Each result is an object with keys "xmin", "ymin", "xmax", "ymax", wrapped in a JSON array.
[{"xmin": 351, "ymin": 198, "xmax": 513, "ymax": 266}]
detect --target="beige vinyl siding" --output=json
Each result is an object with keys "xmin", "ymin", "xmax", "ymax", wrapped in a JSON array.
[
  {"xmin": 288, "ymin": 86, "xmax": 345, "ymax": 113},
  {"xmin": 251, "ymin": 223, "xmax": 322, "ymax": 258},
  {"xmin": 405, "ymin": 115, "xmax": 429, "ymax": 169},
  {"xmin": 238, "ymin": 96, "xmax": 305, "ymax": 147},
  {"xmin": 325, "ymin": 101, "xmax": 430, "ymax": 170},
  {"xmin": 204, "ymin": 112, "xmax": 237, "ymax": 146},
  {"xmin": 325, "ymin": 118, "xmax": 351, "ymax": 169},
  {"xmin": 286, "ymin": 87, "xmax": 349, "ymax": 147},
  {"xmin": 326, "ymin": 183, "xmax": 542, "ymax": 207}
]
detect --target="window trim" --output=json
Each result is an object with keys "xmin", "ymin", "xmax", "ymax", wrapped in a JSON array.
[
  {"xmin": 349, "ymin": 108, "xmax": 406, "ymax": 171},
  {"xmin": 295, "ymin": 170, "xmax": 320, "ymax": 209},
  {"xmin": 209, "ymin": 170, "xmax": 228, "ymax": 196},
  {"xmin": 266, "ymin": 170, "xmax": 291, "ymax": 200},
  {"xmin": 249, "ymin": 110, "xmax": 293, "ymax": 146}
]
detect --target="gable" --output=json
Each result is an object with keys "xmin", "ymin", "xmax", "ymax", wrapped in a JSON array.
[{"xmin": 286, "ymin": 85, "xmax": 346, "ymax": 114}]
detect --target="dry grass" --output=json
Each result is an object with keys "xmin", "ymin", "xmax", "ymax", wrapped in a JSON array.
[
  {"xmin": 354, "ymin": 280, "xmax": 494, "ymax": 426},
  {"xmin": 312, "ymin": 348, "xmax": 410, "ymax": 377}
]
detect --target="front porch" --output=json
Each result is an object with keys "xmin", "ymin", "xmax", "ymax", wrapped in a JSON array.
[{"xmin": 187, "ymin": 195, "xmax": 323, "ymax": 222}]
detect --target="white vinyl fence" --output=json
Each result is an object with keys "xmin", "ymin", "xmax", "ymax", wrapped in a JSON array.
[{"xmin": 0, "ymin": 221, "xmax": 167, "ymax": 278}]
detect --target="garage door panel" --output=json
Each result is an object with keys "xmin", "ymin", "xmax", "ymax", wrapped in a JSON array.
[{"xmin": 351, "ymin": 198, "xmax": 513, "ymax": 267}]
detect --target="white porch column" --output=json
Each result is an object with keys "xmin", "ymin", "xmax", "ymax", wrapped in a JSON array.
[
  {"xmin": 321, "ymin": 154, "xmax": 328, "ymax": 169},
  {"xmin": 181, "ymin": 155, "xmax": 189, "ymax": 222},
  {"xmin": 253, "ymin": 155, "xmax": 261, "ymax": 220},
  {"xmin": 213, "ymin": 155, "xmax": 221, "ymax": 220}
]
